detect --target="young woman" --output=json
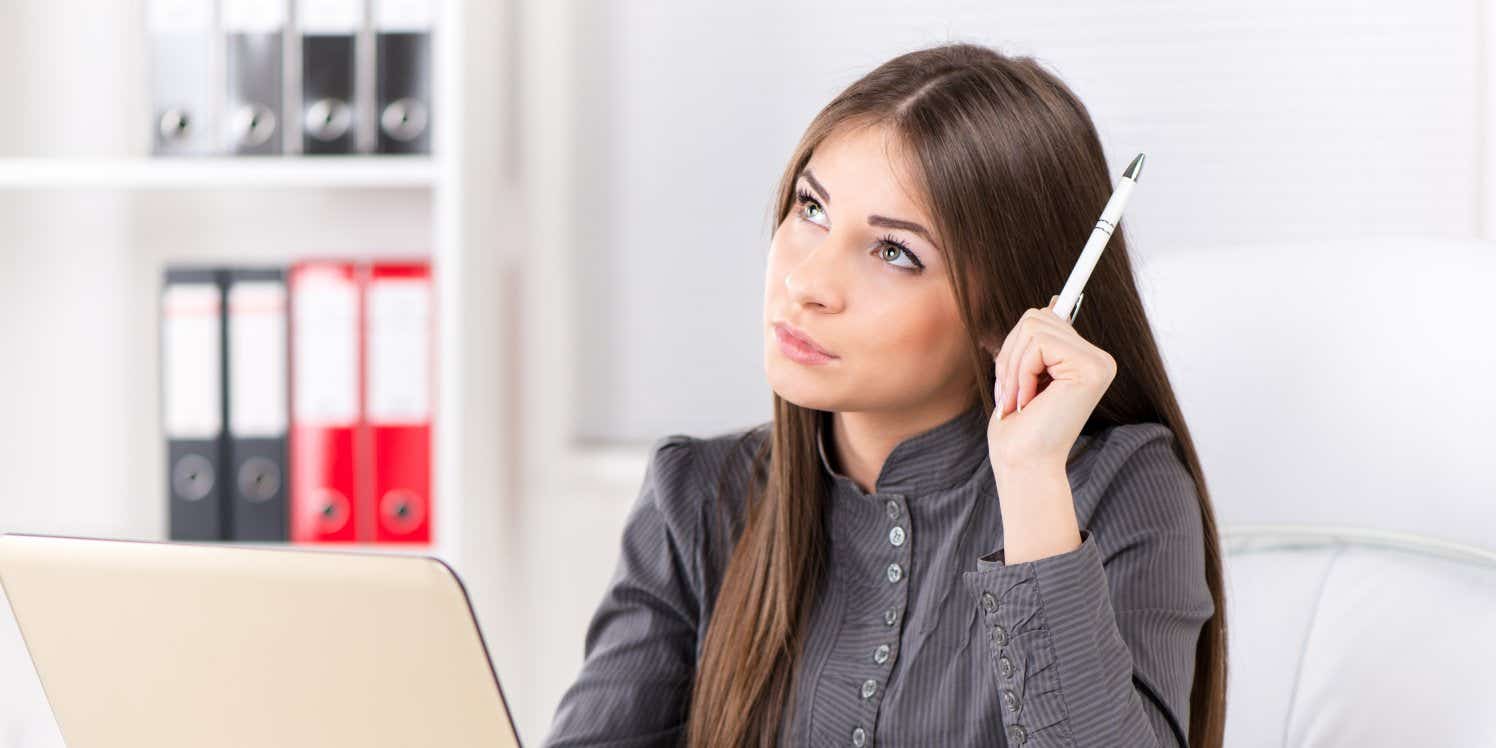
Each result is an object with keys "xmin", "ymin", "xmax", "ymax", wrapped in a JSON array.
[{"xmin": 546, "ymin": 42, "xmax": 1227, "ymax": 748}]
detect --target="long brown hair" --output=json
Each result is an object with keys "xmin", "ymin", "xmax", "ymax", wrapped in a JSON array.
[{"xmin": 686, "ymin": 42, "xmax": 1227, "ymax": 747}]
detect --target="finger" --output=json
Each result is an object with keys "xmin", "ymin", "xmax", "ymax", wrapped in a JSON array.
[
  {"xmin": 993, "ymin": 319, "xmax": 1026, "ymax": 415},
  {"xmin": 993, "ymin": 315, "xmax": 1029, "ymax": 415},
  {"xmin": 1015, "ymin": 330, "xmax": 1061, "ymax": 412},
  {"xmin": 1024, "ymin": 298, "xmax": 1073, "ymax": 332}
]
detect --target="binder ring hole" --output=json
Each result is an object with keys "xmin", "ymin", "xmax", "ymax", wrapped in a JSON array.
[
  {"xmin": 237, "ymin": 457, "xmax": 282, "ymax": 503},
  {"xmin": 380, "ymin": 489, "xmax": 425, "ymax": 534},
  {"xmin": 380, "ymin": 98, "xmax": 428, "ymax": 142},
  {"xmin": 231, "ymin": 104, "xmax": 278, "ymax": 147},
  {"xmin": 314, "ymin": 489, "xmax": 350, "ymax": 534},
  {"xmin": 172, "ymin": 454, "xmax": 216, "ymax": 502},
  {"xmin": 305, "ymin": 98, "xmax": 353, "ymax": 142}
]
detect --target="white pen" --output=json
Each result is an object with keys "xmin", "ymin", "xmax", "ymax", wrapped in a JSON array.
[{"xmin": 1051, "ymin": 152, "xmax": 1146, "ymax": 324}]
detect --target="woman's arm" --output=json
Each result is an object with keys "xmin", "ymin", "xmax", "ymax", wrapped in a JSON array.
[
  {"xmin": 544, "ymin": 436, "xmax": 702, "ymax": 747},
  {"xmin": 965, "ymin": 428, "xmax": 1214, "ymax": 747}
]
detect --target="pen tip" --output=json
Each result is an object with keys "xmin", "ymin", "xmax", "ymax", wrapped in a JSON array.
[{"xmin": 1123, "ymin": 153, "xmax": 1145, "ymax": 181}]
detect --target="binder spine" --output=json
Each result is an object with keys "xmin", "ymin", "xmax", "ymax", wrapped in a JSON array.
[
  {"xmin": 222, "ymin": 0, "xmax": 288, "ymax": 155},
  {"xmin": 367, "ymin": 260, "xmax": 432, "ymax": 543},
  {"xmin": 373, "ymin": 0, "xmax": 433, "ymax": 154},
  {"xmin": 162, "ymin": 267, "xmax": 231, "ymax": 540},
  {"xmin": 226, "ymin": 268, "xmax": 290, "ymax": 541},
  {"xmin": 148, "ymin": 0, "xmax": 223, "ymax": 155},
  {"xmin": 288, "ymin": 261, "xmax": 363, "ymax": 543},
  {"xmin": 296, "ymin": 0, "xmax": 363, "ymax": 154}
]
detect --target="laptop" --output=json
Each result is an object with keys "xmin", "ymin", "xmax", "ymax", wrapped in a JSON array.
[{"xmin": 0, "ymin": 533, "xmax": 523, "ymax": 748}]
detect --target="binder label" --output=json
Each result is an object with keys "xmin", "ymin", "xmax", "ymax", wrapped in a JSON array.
[
  {"xmin": 162, "ymin": 284, "xmax": 223, "ymax": 439},
  {"xmin": 222, "ymin": 0, "xmax": 287, "ymax": 32},
  {"xmin": 374, "ymin": 0, "xmax": 434, "ymax": 31},
  {"xmin": 229, "ymin": 281, "xmax": 288, "ymax": 438},
  {"xmin": 293, "ymin": 272, "xmax": 359, "ymax": 427},
  {"xmin": 366, "ymin": 278, "xmax": 430, "ymax": 424},
  {"xmin": 297, "ymin": 0, "xmax": 362, "ymax": 33},
  {"xmin": 148, "ymin": 0, "xmax": 213, "ymax": 33}
]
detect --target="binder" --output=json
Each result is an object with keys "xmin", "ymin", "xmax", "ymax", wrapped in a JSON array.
[
  {"xmin": 373, "ymin": 0, "xmax": 433, "ymax": 154},
  {"xmin": 366, "ymin": 261, "xmax": 432, "ymax": 542},
  {"xmin": 148, "ymin": 0, "xmax": 221, "ymax": 155},
  {"xmin": 162, "ymin": 268, "xmax": 229, "ymax": 540},
  {"xmin": 288, "ymin": 261, "xmax": 363, "ymax": 542},
  {"xmin": 222, "ymin": 0, "xmax": 287, "ymax": 154},
  {"xmin": 226, "ymin": 269, "xmax": 290, "ymax": 541},
  {"xmin": 296, "ymin": 0, "xmax": 362, "ymax": 154}
]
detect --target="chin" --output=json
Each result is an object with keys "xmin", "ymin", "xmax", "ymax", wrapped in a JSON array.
[{"xmin": 765, "ymin": 358, "xmax": 846, "ymax": 412}]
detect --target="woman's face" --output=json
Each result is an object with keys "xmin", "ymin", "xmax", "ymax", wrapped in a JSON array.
[{"xmin": 763, "ymin": 122, "xmax": 975, "ymax": 415}]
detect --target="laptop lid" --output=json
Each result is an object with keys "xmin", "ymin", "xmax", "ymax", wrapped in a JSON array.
[{"xmin": 0, "ymin": 533, "xmax": 522, "ymax": 748}]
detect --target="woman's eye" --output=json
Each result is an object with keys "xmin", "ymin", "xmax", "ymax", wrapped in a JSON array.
[
  {"xmin": 878, "ymin": 242, "xmax": 924, "ymax": 272},
  {"xmin": 796, "ymin": 188, "xmax": 828, "ymax": 227}
]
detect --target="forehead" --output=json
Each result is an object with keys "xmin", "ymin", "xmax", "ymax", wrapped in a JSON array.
[{"xmin": 806, "ymin": 123, "xmax": 931, "ymax": 223}]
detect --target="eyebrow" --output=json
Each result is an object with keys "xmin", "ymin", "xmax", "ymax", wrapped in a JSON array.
[
  {"xmin": 869, "ymin": 215, "xmax": 936, "ymax": 246},
  {"xmin": 798, "ymin": 167, "xmax": 940, "ymax": 251}
]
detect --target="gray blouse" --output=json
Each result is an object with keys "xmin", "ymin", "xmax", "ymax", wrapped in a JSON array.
[{"xmin": 544, "ymin": 401, "xmax": 1214, "ymax": 747}]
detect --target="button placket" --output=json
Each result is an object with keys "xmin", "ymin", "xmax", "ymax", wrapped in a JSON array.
[{"xmin": 854, "ymin": 494, "xmax": 906, "ymax": 744}]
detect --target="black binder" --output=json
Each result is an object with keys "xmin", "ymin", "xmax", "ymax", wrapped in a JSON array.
[
  {"xmin": 225, "ymin": 268, "xmax": 290, "ymax": 541},
  {"xmin": 374, "ymin": 0, "xmax": 432, "ymax": 154},
  {"xmin": 162, "ymin": 267, "xmax": 231, "ymax": 540},
  {"xmin": 297, "ymin": 0, "xmax": 361, "ymax": 154}
]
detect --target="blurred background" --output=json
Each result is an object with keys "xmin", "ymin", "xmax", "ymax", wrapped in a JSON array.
[{"xmin": 2, "ymin": 0, "xmax": 1495, "ymax": 746}]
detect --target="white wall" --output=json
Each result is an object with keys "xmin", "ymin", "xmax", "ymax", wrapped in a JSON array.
[{"xmin": 569, "ymin": 0, "xmax": 1485, "ymax": 443}]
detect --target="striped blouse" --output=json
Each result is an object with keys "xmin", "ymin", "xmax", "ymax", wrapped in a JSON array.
[{"xmin": 544, "ymin": 400, "xmax": 1214, "ymax": 746}]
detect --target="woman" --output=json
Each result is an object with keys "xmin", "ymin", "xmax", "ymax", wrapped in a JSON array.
[{"xmin": 546, "ymin": 42, "xmax": 1227, "ymax": 748}]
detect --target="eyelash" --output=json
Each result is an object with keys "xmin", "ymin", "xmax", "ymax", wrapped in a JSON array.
[{"xmin": 794, "ymin": 187, "xmax": 926, "ymax": 273}]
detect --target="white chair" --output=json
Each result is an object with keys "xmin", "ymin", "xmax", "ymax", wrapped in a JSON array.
[
  {"xmin": 1220, "ymin": 525, "xmax": 1496, "ymax": 745},
  {"xmin": 1140, "ymin": 237, "xmax": 1496, "ymax": 745}
]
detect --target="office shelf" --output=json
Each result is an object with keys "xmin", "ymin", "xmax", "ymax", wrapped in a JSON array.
[{"xmin": 0, "ymin": 156, "xmax": 435, "ymax": 190}]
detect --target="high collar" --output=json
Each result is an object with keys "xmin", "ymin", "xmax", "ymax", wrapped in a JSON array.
[{"xmin": 816, "ymin": 400, "xmax": 991, "ymax": 498}]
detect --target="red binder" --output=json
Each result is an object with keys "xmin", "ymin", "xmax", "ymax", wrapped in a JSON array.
[
  {"xmin": 288, "ymin": 259, "xmax": 433, "ymax": 544},
  {"xmin": 365, "ymin": 261, "xmax": 433, "ymax": 543},
  {"xmin": 288, "ymin": 261, "xmax": 363, "ymax": 543}
]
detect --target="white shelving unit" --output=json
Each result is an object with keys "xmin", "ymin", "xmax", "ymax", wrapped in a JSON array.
[
  {"xmin": 0, "ymin": 156, "xmax": 435, "ymax": 190},
  {"xmin": 0, "ymin": 0, "xmax": 524, "ymax": 719},
  {"xmin": 0, "ymin": 1, "xmax": 617, "ymax": 742}
]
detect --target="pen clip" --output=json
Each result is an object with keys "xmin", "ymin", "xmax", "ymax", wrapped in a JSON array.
[{"xmin": 1068, "ymin": 292, "xmax": 1084, "ymax": 324}]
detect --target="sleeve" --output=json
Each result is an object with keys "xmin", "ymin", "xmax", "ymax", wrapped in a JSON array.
[
  {"xmin": 962, "ymin": 428, "xmax": 1215, "ymax": 747},
  {"xmin": 543, "ymin": 435, "xmax": 703, "ymax": 747}
]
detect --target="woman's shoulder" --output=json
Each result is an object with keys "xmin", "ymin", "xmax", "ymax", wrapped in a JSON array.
[
  {"xmin": 1068, "ymin": 420, "xmax": 1198, "ymax": 531},
  {"xmin": 643, "ymin": 421, "xmax": 771, "ymax": 543}
]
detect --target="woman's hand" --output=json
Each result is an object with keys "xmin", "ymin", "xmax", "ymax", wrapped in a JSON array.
[{"xmin": 987, "ymin": 295, "xmax": 1117, "ymax": 472}]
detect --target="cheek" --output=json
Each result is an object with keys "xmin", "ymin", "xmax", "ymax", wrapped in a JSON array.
[{"xmin": 863, "ymin": 293, "xmax": 965, "ymax": 361}]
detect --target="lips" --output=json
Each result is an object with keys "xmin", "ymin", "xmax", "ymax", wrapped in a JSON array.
[{"xmin": 774, "ymin": 322, "xmax": 836, "ymax": 358}]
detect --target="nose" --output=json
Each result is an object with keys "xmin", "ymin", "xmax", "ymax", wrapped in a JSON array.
[{"xmin": 782, "ymin": 234, "xmax": 848, "ymax": 311}]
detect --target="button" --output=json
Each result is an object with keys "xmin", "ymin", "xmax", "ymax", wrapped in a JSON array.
[
  {"xmin": 873, "ymin": 644, "xmax": 890, "ymax": 664},
  {"xmin": 885, "ymin": 499, "xmax": 901, "ymax": 520},
  {"xmin": 888, "ymin": 525, "xmax": 906, "ymax": 547},
  {"xmin": 1002, "ymin": 688, "xmax": 1021, "ymax": 713},
  {"xmin": 981, "ymin": 592, "xmax": 997, "ymax": 612},
  {"xmin": 883, "ymin": 608, "xmax": 898, "ymax": 626},
  {"xmin": 852, "ymin": 726, "xmax": 867, "ymax": 747},
  {"xmin": 1006, "ymin": 724, "xmax": 1027, "ymax": 744},
  {"xmin": 992, "ymin": 625, "xmax": 1008, "ymax": 646},
  {"xmin": 886, "ymin": 563, "xmax": 903, "ymax": 583},
  {"xmin": 861, "ymin": 679, "xmax": 878, "ymax": 699},
  {"xmin": 999, "ymin": 655, "xmax": 1014, "ymax": 678}
]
